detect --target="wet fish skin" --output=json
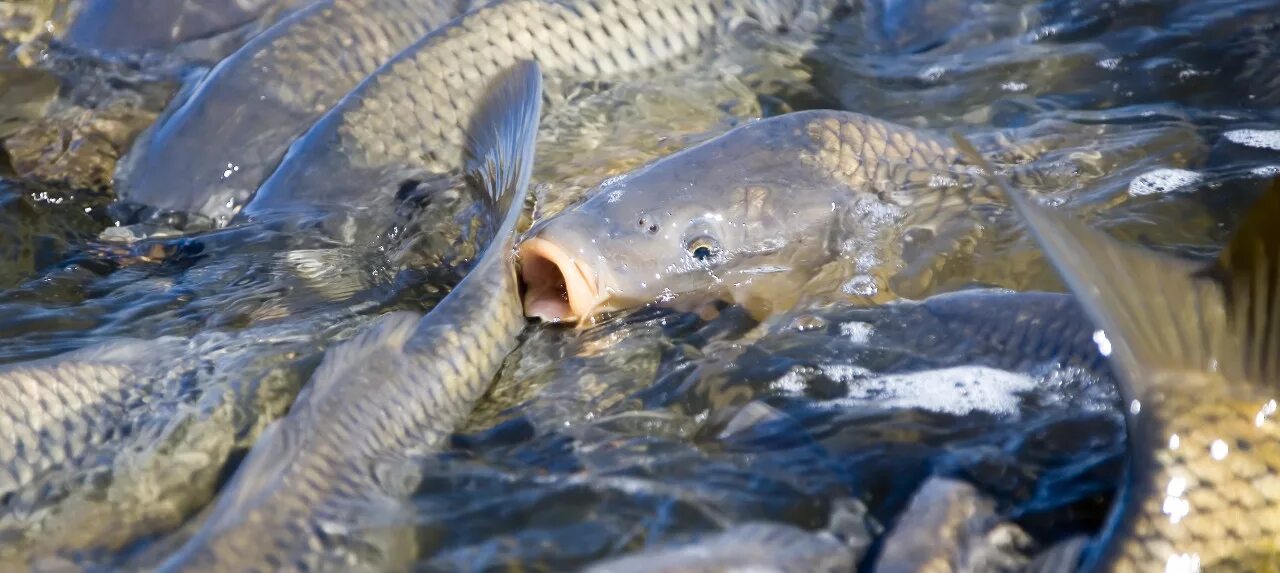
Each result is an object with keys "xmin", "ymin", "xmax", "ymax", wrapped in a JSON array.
[
  {"xmin": 239, "ymin": 0, "xmax": 845, "ymax": 219},
  {"xmin": 0, "ymin": 339, "xmax": 175, "ymax": 498},
  {"xmin": 583, "ymin": 524, "xmax": 855, "ymax": 573},
  {"xmin": 65, "ymin": 0, "xmax": 295, "ymax": 53},
  {"xmin": 518, "ymin": 110, "xmax": 990, "ymax": 323},
  {"xmin": 952, "ymin": 138, "xmax": 1280, "ymax": 571},
  {"xmin": 876, "ymin": 477, "xmax": 1034, "ymax": 573},
  {"xmin": 157, "ymin": 61, "xmax": 541, "ymax": 572},
  {"xmin": 0, "ymin": 324, "xmax": 326, "ymax": 566},
  {"xmin": 115, "ymin": 0, "xmax": 472, "ymax": 226},
  {"xmin": 583, "ymin": 499, "xmax": 870, "ymax": 573}
]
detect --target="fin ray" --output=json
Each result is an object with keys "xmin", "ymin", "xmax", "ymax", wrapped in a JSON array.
[
  {"xmin": 948, "ymin": 133, "xmax": 1237, "ymax": 397},
  {"xmin": 463, "ymin": 59, "xmax": 542, "ymax": 246},
  {"xmin": 1212, "ymin": 178, "xmax": 1280, "ymax": 384}
]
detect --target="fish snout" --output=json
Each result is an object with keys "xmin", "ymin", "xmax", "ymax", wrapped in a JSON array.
[{"xmin": 517, "ymin": 236, "xmax": 603, "ymax": 323}]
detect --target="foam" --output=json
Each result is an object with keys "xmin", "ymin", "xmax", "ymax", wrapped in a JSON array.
[
  {"xmin": 829, "ymin": 366, "xmax": 1037, "ymax": 416},
  {"xmin": 1251, "ymin": 165, "xmax": 1280, "ymax": 177},
  {"xmin": 840, "ymin": 321, "xmax": 874, "ymax": 345},
  {"xmin": 1128, "ymin": 168, "xmax": 1201, "ymax": 196},
  {"xmin": 1224, "ymin": 129, "xmax": 1280, "ymax": 151}
]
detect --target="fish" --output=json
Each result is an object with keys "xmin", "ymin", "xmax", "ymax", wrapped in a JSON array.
[
  {"xmin": 951, "ymin": 135, "xmax": 1280, "ymax": 571},
  {"xmin": 64, "ymin": 0, "xmax": 301, "ymax": 54},
  {"xmin": 156, "ymin": 59, "xmax": 541, "ymax": 572},
  {"xmin": 114, "ymin": 0, "xmax": 472, "ymax": 226},
  {"xmin": 0, "ymin": 319, "xmax": 335, "ymax": 566},
  {"xmin": 875, "ymin": 477, "xmax": 1035, "ymax": 573},
  {"xmin": 517, "ymin": 109, "xmax": 994, "ymax": 324},
  {"xmin": 0, "ymin": 338, "xmax": 180, "ymax": 501},
  {"xmin": 236, "ymin": 0, "xmax": 848, "ymax": 221},
  {"xmin": 581, "ymin": 499, "xmax": 871, "ymax": 573}
]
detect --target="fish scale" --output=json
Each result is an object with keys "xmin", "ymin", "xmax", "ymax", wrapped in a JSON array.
[
  {"xmin": 0, "ymin": 344, "xmax": 157, "ymax": 497},
  {"xmin": 241, "ymin": 0, "xmax": 840, "ymax": 217},
  {"xmin": 158, "ymin": 61, "xmax": 541, "ymax": 572},
  {"xmin": 516, "ymin": 108, "xmax": 1001, "ymax": 323},
  {"xmin": 117, "ymin": 0, "xmax": 473, "ymax": 225},
  {"xmin": 952, "ymin": 137, "xmax": 1280, "ymax": 572},
  {"xmin": 1111, "ymin": 386, "xmax": 1280, "ymax": 571}
]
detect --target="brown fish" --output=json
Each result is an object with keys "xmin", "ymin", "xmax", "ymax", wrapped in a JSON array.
[
  {"xmin": 952, "ymin": 135, "xmax": 1280, "ymax": 572},
  {"xmin": 518, "ymin": 110, "xmax": 994, "ymax": 324}
]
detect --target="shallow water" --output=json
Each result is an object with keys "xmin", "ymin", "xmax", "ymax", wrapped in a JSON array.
[{"xmin": 0, "ymin": 0, "xmax": 1277, "ymax": 569}]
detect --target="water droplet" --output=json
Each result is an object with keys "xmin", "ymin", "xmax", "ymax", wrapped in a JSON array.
[{"xmin": 1093, "ymin": 330, "xmax": 1112, "ymax": 357}]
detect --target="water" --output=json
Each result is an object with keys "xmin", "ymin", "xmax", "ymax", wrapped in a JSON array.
[{"xmin": 0, "ymin": 0, "xmax": 1277, "ymax": 569}]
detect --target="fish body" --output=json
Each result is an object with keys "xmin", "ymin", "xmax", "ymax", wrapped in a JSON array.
[
  {"xmin": 876, "ymin": 477, "xmax": 1034, "ymax": 573},
  {"xmin": 952, "ymin": 138, "xmax": 1280, "ymax": 571},
  {"xmin": 157, "ymin": 61, "xmax": 541, "ymax": 572},
  {"xmin": 583, "ymin": 499, "xmax": 869, "ymax": 573},
  {"xmin": 0, "ymin": 319, "xmax": 333, "ymax": 566},
  {"xmin": 583, "ymin": 523, "xmax": 856, "ymax": 573},
  {"xmin": 115, "ymin": 0, "xmax": 472, "ymax": 225},
  {"xmin": 518, "ymin": 110, "xmax": 990, "ymax": 323},
  {"xmin": 65, "ymin": 0, "xmax": 299, "ymax": 53},
  {"xmin": 238, "ymin": 0, "xmax": 844, "ymax": 220},
  {"xmin": 0, "ymin": 339, "xmax": 175, "ymax": 498}
]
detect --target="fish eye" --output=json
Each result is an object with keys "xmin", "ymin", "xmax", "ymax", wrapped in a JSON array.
[{"xmin": 687, "ymin": 236, "xmax": 720, "ymax": 262}]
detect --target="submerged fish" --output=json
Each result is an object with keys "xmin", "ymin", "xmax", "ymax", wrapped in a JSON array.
[
  {"xmin": 0, "ymin": 321, "xmax": 332, "ymax": 566},
  {"xmin": 0, "ymin": 339, "xmax": 178, "ymax": 499},
  {"xmin": 115, "ymin": 0, "xmax": 471, "ymax": 225},
  {"xmin": 953, "ymin": 137, "xmax": 1280, "ymax": 571},
  {"xmin": 238, "ymin": 0, "xmax": 847, "ymax": 220},
  {"xmin": 518, "ymin": 110, "xmax": 993, "ymax": 323},
  {"xmin": 582, "ymin": 499, "xmax": 871, "ymax": 573},
  {"xmin": 157, "ymin": 60, "xmax": 541, "ymax": 572},
  {"xmin": 876, "ymin": 477, "xmax": 1034, "ymax": 573}
]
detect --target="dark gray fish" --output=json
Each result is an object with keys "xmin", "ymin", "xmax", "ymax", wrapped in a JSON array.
[
  {"xmin": 65, "ymin": 0, "xmax": 297, "ymax": 53},
  {"xmin": 237, "ymin": 0, "xmax": 846, "ymax": 221},
  {"xmin": 583, "ymin": 499, "xmax": 871, "ymax": 573},
  {"xmin": 0, "ymin": 338, "xmax": 180, "ymax": 497},
  {"xmin": 875, "ymin": 477, "xmax": 1034, "ymax": 573},
  {"xmin": 518, "ymin": 110, "xmax": 994, "ymax": 323},
  {"xmin": 0, "ymin": 319, "xmax": 339, "ymax": 567},
  {"xmin": 114, "ymin": 0, "xmax": 472, "ymax": 226},
  {"xmin": 157, "ymin": 60, "xmax": 541, "ymax": 572},
  {"xmin": 953, "ymin": 136, "xmax": 1280, "ymax": 571}
]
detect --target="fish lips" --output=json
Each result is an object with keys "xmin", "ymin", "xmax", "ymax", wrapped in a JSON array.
[{"xmin": 517, "ymin": 235, "xmax": 609, "ymax": 323}]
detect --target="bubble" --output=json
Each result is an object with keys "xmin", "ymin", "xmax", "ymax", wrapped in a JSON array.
[
  {"xmin": 1129, "ymin": 168, "xmax": 1201, "ymax": 196},
  {"xmin": 841, "ymin": 275, "xmax": 878, "ymax": 297},
  {"xmin": 1224, "ymin": 129, "xmax": 1280, "ymax": 150}
]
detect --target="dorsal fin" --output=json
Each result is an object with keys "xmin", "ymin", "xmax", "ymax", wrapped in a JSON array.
[
  {"xmin": 949, "ymin": 133, "xmax": 1280, "ymax": 397},
  {"xmin": 463, "ymin": 59, "xmax": 542, "ymax": 248}
]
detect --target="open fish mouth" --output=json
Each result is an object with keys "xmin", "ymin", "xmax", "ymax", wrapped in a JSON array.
[{"xmin": 518, "ymin": 237, "xmax": 601, "ymax": 323}]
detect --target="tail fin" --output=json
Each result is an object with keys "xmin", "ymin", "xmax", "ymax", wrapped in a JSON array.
[
  {"xmin": 949, "ymin": 132, "xmax": 1280, "ymax": 397},
  {"xmin": 464, "ymin": 60, "xmax": 543, "ymax": 246}
]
